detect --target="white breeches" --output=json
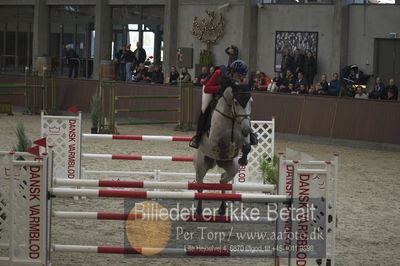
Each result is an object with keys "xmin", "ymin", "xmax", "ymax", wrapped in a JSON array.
[{"xmin": 201, "ymin": 85, "xmax": 213, "ymax": 113}]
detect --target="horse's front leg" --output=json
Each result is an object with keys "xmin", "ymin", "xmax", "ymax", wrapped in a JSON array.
[
  {"xmin": 218, "ymin": 173, "xmax": 230, "ymax": 216},
  {"xmin": 194, "ymin": 152, "xmax": 216, "ymax": 215},
  {"xmin": 238, "ymin": 143, "xmax": 251, "ymax": 166},
  {"xmin": 196, "ymin": 189, "xmax": 203, "ymax": 215}
]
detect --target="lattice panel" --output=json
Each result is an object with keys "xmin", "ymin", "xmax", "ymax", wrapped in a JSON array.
[
  {"xmin": 41, "ymin": 113, "xmax": 81, "ymax": 180},
  {"xmin": 0, "ymin": 154, "xmax": 11, "ymax": 248},
  {"xmin": 234, "ymin": 119, "xmax": 275, "ymax": 185},
  {"xmin": 278, "ymin": 156, "xmax": 338, "ymax": 266},
  {"xmin": 10, "ymin": 163, "xmax": 30, "ymax": 260}
]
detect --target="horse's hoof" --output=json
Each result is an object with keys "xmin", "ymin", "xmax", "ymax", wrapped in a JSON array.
[
  {"xmin": 238, "ymin": 157, "xmax": 248, "ymax": 166},
  {"xmin": 218, "ymin": 202, "xmax": 227, "ymax": 216},
  {"xmin": 196, "ymin": 206, "xmax": 203, "ymax": 215}
]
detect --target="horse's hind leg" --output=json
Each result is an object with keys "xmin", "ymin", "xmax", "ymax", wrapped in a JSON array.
[
  {"xmin": 216, "ymin": 159, "xmax": 239, "ymax": 215},
  {"xmin": 194, "ymin": 151, "xmax": 216, "ymax": 215}
]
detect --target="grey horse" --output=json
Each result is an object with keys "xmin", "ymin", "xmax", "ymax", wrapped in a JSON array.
[{"xmin": 194, "ymin": 85, "xmax": 253, "ymax": 215}]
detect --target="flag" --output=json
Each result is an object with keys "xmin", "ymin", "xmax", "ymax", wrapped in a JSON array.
[
  {"xmin": 26, "ymin": 146, "xmax": 40, "ymax": 156},
  {"xmin": 67, "ymin": 106, "xmax": 78, "ymax": 113},
  {"xmin": 33, "ymin": 137, "xmax": 47, "ymax": 148}
]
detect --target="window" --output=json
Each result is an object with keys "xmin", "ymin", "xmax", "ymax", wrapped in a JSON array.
[
  {"xmin": 49, "ymin": 5, "xmax": 95, "ymax": 77},
  {"xmin": 0, "ymin": 6, "xmax": 34, "ymax": 73}
]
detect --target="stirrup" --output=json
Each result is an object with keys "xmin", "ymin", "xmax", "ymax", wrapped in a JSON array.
[{"xmin": 189, "ymin": 136, "xmax": 200, "ymax": 149}]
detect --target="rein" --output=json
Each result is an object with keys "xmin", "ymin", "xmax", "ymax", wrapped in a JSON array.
[{"xmin": 214, "ymin": 92, "xmax": 251, "ymax": 142}]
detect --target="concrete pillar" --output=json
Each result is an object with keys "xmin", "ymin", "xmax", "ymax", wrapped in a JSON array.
[
  {"xmin": 32, "ymin": 0, "xmax": 49, "ymax": 71},
  {"xmin": 241, "ymin": 0, "xmax": 258, "ymax": 74},
  {"xmin": 331, "ymin": 0, "xmax": 349, "ymax": 75},
  {"xmin": 93, "ymin": 0, "xmax": 112, "ymax": 80},
  {"xmin": 162, "ymin": 0, "xmax": 178, "ymax": 75},
  {"xmin": 154, "ymin": 26, "xmax": 162, "ymax": 65}
]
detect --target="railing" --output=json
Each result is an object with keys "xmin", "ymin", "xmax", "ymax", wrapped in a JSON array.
[
  {"xmin": 0, "ymin": 55, "xmax": 19, "ymax": 73},
  {"xmin": 260, "ymin": 0, "xmax": 334, "ymax": 4},
  {"xmin": 56, "ymin": 57, "xmax": 94, "ymax": 79}
]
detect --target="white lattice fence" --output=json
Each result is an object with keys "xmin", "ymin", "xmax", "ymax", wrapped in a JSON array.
[
  {"xmin": 0, "ymin": 153, "xmax": 11, "ymax": 250},
  {"xmin": 41, "ymin": 112, "xmax": 82, "ymax": 180},
  {"xmin": 0, "ymin": 152, "xmax": 49, "ymax": 265},
  {"xmin": 234, "ymin": 119, "xmax": 275, "ymax": 185},
  {"xmin": 277, "ymin": 154, "xmax": 338, "ymax": 266},
  {"xmin": 41, "ymin": 113, "xmax": 275, "ymax": 185}
]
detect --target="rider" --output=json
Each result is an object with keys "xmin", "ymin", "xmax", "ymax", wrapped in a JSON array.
[{"xmin": 189, "ymin": 60, "xmax": 258, "ymax": 149}]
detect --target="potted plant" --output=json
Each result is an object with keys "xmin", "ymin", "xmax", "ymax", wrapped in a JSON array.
[
  {"xmin": 199, "ymin": 50, "xmax": 213, "ymax": 65},
  {"xmin": 90, "ymin": 92, "xmax": 100, "ymax": 134},
  {"xmin": 259, "ymin": 154, "xmax": 278, "ymax": 191},
  {"xmin": 12, "ymin": 121, "xmax": 32, "ymax": 153},
  {"xmin": 195, "ymin": 49, "xmax": 213, "ymax": 77}
]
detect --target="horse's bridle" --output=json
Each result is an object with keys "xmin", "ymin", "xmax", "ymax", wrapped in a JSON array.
[{"xmin": 215, "ymin": 92, "xmax": 252, "ymax": 142}]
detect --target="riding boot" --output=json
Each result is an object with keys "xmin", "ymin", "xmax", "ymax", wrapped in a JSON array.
[
  {"xmin": 250, "ymin": 131, "xmax": 258, "ymax": 145},
  {"xmin": 189, "ymin": 112, "xmax": 207, "ymax": 149}
]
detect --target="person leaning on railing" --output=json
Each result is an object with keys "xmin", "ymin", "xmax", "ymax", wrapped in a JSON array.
[
  {"xmin": 63, "ymin": 44, "xmax": 79, "ymax": 78},
  {"xmin": 151, "ymin": 65, "xmax": 164, "ymax": 84},
  {"xmin": 169, "ymin": 66, "xmax": 179, "ymax": 85},
  {"xmin": 384, "ymin": 78, "xmax": 398, "ymax": 101},
  {"xmin": 327, "ymin": 73, "xmax": 340, "ymax": 96},
  {"xmin": 179, "ymin": 67, "xmax": 191, "ymax": 83},
  {"xmin": 256, "ymin": 72, "xmax": 272, "ymax": 90}
]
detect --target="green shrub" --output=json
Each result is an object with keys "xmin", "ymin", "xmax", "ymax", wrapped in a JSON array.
[
  {"xmin": 199, "ymin": 50, "xmax": 213, "ymax": 65},
  {"xmin": 90, "ymin": 92, "xmax": 101, "ymax": 128},
  {"xmin": 259, "ymin": 154, "xmax": 278, "ymax": 185},
  {"xmin": 12, "ymin": 121, "xmax": 32, "ymax": 152}
]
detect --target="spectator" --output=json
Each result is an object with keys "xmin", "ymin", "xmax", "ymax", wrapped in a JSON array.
[
  {"xmin": 308, "ymin": 85, "xmax": 317, "ymax": 95},
  {"xmin": 124, "ymin": 44, "xmax": 135, "ymax": 82},
  {"xmin": 317, "ymin": 74, "xmax": 328, "ymax": 95},
  {"xmin": 63, "ymin": 44, "xmax": 79, "ymax": 78},
  {"xmin": 254, "ymin": 71, "xmax": 261, "ymax": 86},
  {"xmin": 144, "ymin": 56, "xmax": 152, "ymax": 66},
  {"xmin": 179, "ymin": 67, "xmax": 191, "ymax": 82},
  {"xmin": 268, "ymin": 72, "xmax": 283, "ymax": 92},
  {"xmin": 385, "ymin": 78, "xmax": 398, "ymax": 100},
  {"xmin": 387, "ymin": 89, "xmax": 397, "ymax": 101},
  {"xmin": 169, "ymin": 66, "xmax": 179, "ymax": 85},
  {"xmin": 284, "ymin": 69, "xmax": 296, "ymax": 87},
  {"xmin": 369, "ymin": 77, "xmax": 385, "ymax": 99},
  {"xmin": 304, "ymin": 50, "xmax": 317, "ymax": 87},
  {"xmin": 287, "ymin": 83, "xmax": 295, "ymax": 93},
  {"xmin": 297, "ymin": 84, "xmax": 308, "ymax": 94},
  {"xmin": 133, "ymin": 63, "xmax": 147, "ymax": 82},
  {"xmin": 256, "ymin": 72, "xmax": 272, "ymax": 90},
  {"xmin": 208, "ymin": 66, "xmax": 215, "ymax": 78},
  {"xmin": 281, "ymin": 48, "xmax": 294, "ymax": 78},
  {"xmin": 194, "ymin": 66, "xmax": 209, "ymax": 86},
  {"xmin": 115, "ymin": 46, "xmax": 126, "ymax": 81},
  {"xmin": 133, "ymin": 42, "xmax": 147, "ymax": 66},
  {"xmin": 293, "ymin": 48, "xmax": 305, "ymax": 74},
  {"xmin": 295, "ymin": 72, "xmax": 306, "ymax": 91},
  {"xmin": 279, "ymin": 82, "xmax": 294, "ymax": 93},
  {"xmin": 225, "ymin": 45, "xmax": 239, "ymax": 66},
  {"xmin": 151, "ymin": 65, "xmax": 164, "ymax": 84},
  {"xmin": 327, "ymin": 73, "xmax": 340, "ymax": 96},
  {"xmin": 144, "ymin": 65, "xmax": 154, "ymax": 82},
  {"xmin": 315, "ymin": 83, "xmax": 323, "ymax": 94},
  {"xmin": 354, "ymin": 85, "xmax": 368, "ymax": 99}
]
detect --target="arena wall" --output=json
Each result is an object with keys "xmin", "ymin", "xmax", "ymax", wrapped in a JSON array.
[
  {"xmin": 347, "ymin": 4, "xmax": 400, "ymax": 75},
  {"xmin": 256, "ymin": 4, "xmax": 335, "ymax": 79},
  {"xmin": 176, "ymin": 0, "xmax": 245, "ymax": 70},
  {"xmin": 1, "ymin": 74, "xmax": 399, "ymax": 145}
]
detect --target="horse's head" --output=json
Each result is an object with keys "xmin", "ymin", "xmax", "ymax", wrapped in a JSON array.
[{"xmin": 222, "ymin": 86, "xmax": 253, "ymax": 138}]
